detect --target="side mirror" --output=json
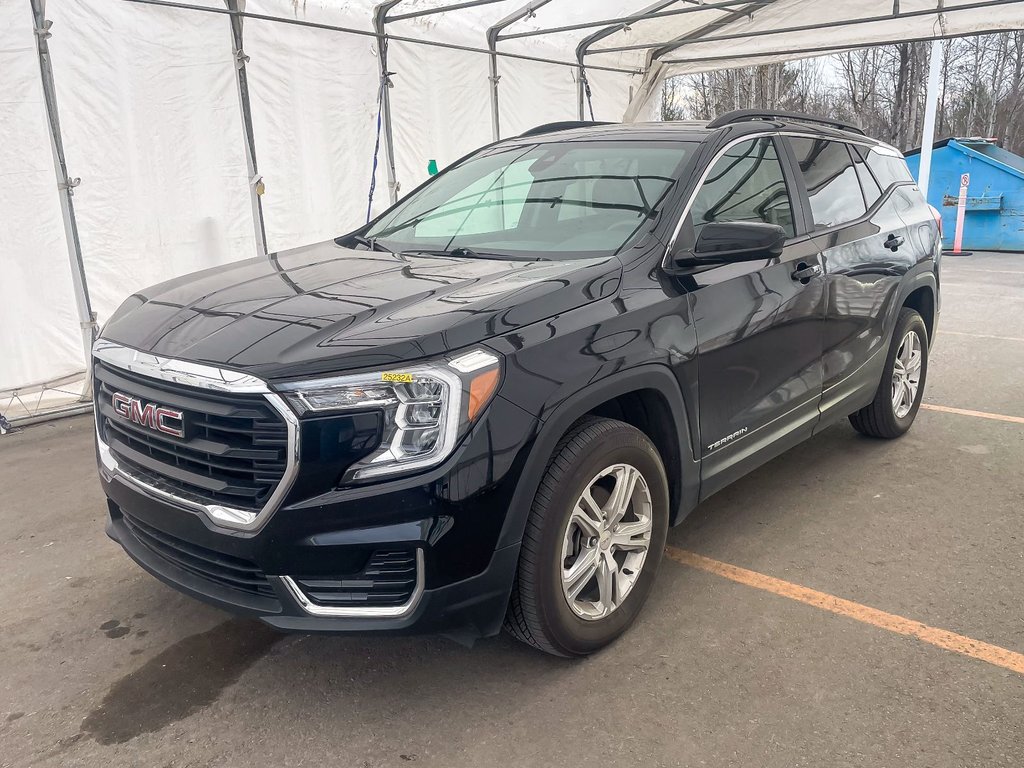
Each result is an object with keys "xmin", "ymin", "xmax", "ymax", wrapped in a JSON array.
[{"xmin": 671, "ymin": 221, "xmax": 787, "ymax": 269}]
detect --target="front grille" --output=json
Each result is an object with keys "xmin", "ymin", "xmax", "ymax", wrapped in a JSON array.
[
  {"xmin": 293, "ymin": 550, "xmax": 419, "ymax": 608},
  {"xmin": 121, "ymin": 510, "xmax": 276, "ymax": 598},
  {"xmin": 94, "ymin": 360, "xmax": 288, "ymax": 512}
]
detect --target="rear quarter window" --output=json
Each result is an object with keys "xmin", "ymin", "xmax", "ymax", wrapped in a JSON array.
[
  {"xmin": 850, "ymin": 145, "xmax": 884, "ymax": 209},
  {"xmin": 864, "ymin": 148, "xmax": 915, "ymax": 189}
]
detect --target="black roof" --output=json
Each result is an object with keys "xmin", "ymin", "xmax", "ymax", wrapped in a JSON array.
[
  {"xmin": 509, "ymin": 120, "xmax": 712, "ymax": 144},
  {"xmin": 513, "ymin": 111, "xmax": 882, "ymax": 146}
]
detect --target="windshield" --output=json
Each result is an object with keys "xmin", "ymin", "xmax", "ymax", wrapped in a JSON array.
[{"xmin": 363, "ymin": 140, "xmax": 693, "ymax": 260}]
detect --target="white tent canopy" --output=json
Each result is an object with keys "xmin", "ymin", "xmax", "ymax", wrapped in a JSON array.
[{"xmin": 2, "ymin": 0, "xmax": 1022, "ymax": 421}]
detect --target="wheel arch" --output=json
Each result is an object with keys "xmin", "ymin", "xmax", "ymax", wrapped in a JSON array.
[
  {"xmin": 495, "ymin": 364, "xmax": 700, "ymax": 550},
  {"xmin": 901, "ymin": 282, "xmax": 937, "ymax": 345}
]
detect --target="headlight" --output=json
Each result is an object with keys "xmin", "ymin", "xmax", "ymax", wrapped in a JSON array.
[{"xmin": 278, "ymin": 349, "xmax": 502, "ymax": 481}]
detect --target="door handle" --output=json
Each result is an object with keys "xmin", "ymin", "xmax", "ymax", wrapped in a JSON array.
[
  {"xmin": 884, "ymin": 233, "xmax": 905, "ymax": 251},
  {"xmin": 791, "ymin": 262, "xmax": 822, "ymax": 283}
]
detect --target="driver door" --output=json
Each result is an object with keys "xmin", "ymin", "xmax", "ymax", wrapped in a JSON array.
[{"xmin": 682, "ymin": 135, "xmax": 826, "ymax": 498}]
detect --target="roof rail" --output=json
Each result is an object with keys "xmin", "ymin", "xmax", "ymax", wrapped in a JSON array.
[
  {"xmin": 519, "ymin": 120, "xmax": 612, "ymax": 137},
  {"xmin": 707, "ymin": 109, "xmax": 866, "ymax": 137}
]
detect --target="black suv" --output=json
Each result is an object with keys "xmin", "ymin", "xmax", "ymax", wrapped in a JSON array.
[{"xmin": 94, "ymin": 111, "xmax": 939, "ymax": 656}]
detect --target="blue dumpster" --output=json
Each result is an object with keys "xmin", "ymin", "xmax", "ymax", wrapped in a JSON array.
[{"xmin": 904, "ymin": 138, "xmax": 1024, "ymax": 252}]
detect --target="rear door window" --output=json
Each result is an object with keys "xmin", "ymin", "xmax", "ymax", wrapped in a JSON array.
[{"xmin": 786, "ymin": 138, "xmax": 866, "ymax": 229}]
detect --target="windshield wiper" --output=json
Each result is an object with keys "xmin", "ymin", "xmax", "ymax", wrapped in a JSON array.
[
  {"xmin": 350, "ymin": 235, "xmax": 390, "ymax": 252},
  {"xmin": 403, "ymin": 247, "xmax": 548, "ymax": 262}
]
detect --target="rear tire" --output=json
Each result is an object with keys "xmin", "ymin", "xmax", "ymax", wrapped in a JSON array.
[
  {"xmin": 504, "ymin": 417, "xmax": 669, "ymax": 657},
  {"xmin": 849, "ymin": 307, "xmax": 928, "ymax": 439}
]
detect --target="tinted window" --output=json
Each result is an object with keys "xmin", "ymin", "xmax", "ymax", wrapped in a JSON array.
[
  {"xmin": 864, "ymin": 147, "xmax": 915, "ymax": 189},
  {"xmin": 788, "ymin": 138, "xmax": 866, "ymax": 229},
  {"xmin": 367, "ymin": 141, "xmax": 692, "ymax": 258},
  {"xmin": 690, "ymin": 137, "xmax": 794, "ymax": 237},
  {"xmin": 850, "ymin": 145, "xmax": 883, "ymax": 208}
]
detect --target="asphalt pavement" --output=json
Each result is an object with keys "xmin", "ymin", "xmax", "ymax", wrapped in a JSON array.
[{"xmin": 2, "ymin": 251, "xmax": 1022, "ymax": 768}]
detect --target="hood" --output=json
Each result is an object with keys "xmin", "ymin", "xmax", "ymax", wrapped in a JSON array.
[{"xmin": 101, "ymin": 240, "xmax": 621, "ymax": 380}]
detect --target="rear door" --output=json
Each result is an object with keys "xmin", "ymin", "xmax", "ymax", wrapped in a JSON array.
[
  {"xmin": 682, "ymin": 135, "xmax": 826, "ymax": 497},
  {"xmin": 783, "ymin": 137, "xmax": 918, "ymax": 424}
]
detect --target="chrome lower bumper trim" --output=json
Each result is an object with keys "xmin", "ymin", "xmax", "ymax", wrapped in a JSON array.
[{"xmin": 277, "ymin": 550, "xmax": 426, "ymax": 619}]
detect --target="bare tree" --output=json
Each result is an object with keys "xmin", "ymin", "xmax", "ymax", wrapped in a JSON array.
[{"xmin": 660, "ymin": 32, "xmax": 1024, "ymax": 155}]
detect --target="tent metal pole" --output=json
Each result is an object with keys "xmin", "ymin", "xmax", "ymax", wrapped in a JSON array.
[
  {"xmin": 119, "ymin": 1, "xmax": 639, "ymax": 75},
  {"xmin": 917, "ymin": 39, "xmax": 944, "ymax": 198},
  {"xmin": 659, "ymin": 26, "xmax": 1012, "ymax": 66},
  {"xmin": 606, "ymin": 0, "xmax": 1017, "ymax": 54},
  {"xmin": 498, "ymin": 0, "xmax": 761, "ymax": 42},
  {"xmin": 375, "ymin": 1, "xmax": 404, "ymax": 205},
  {"xmin": 487, "ymin": 33, "xmax": 501, "ymax": 141},
  {"xmin": 29, "ymin": 0, "xmax": 97, "ymax": 397},
  {"xmin": 226, "ymin": 0, "xmax": 269, "ymax": 258},
  {"xmin": 575, "ymin": 0, "xmax": 679, "ymax": 121},
  {"xmin": 576, "ymin": 49, "xmax": 586, "ymax": 121},
  {"xmin": 648, "ymin": 1, "xmax": 769, "ymax": 69},
  {"xmin": 388, "ymin": 0, "xmax": 508, "ymax": 23},
  {"xmin": 486, "ymin": 1, "xmax": 554, "ymax": 142}
]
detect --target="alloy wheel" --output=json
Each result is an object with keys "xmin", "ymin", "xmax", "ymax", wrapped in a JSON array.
[
  {"xmin": 560, "ymin": 463, "xmax": 653, "ymax": 621},
  {"xmin": 891, "ymin": 330, "xmax": 923, "ymax": 419}
]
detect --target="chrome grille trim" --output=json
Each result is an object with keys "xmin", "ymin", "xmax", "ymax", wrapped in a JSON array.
[{"xmin": 93, "ymin": 340, "xmax": 299, "ymax": 533}]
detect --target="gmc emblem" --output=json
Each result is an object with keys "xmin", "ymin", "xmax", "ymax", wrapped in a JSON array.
[{"xmin": 111, "ymin": 392, "xmax": 185, "ymax": 439}]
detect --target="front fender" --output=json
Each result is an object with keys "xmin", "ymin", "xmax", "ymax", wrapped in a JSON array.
[{"xmin": 494, "ymin": 363, "xmax": 700, "ymax": 551}]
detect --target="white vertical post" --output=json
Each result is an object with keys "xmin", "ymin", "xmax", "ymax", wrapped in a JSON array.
[
  {"xmin": 917, "ymin": 39, "xmax": 944, "ymax": 199},
  {"xmin": 953, "ymin": 172, "xmax": 969, "ymax": 254}
]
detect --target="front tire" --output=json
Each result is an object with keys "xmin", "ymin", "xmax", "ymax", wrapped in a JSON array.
[
  {"xmin": 504, "ymin": 417, "xmax": 669, "ymax": 657},
  {"xmin": 849, "ymin": 307, "xmax": 928, "ymax": 439}
]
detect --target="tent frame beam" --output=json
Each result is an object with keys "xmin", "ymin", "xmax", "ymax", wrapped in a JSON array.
[
  {"xmin": 499, "ymin": 0, "xmax": 764, "ymax": 42},
  {"xmin": 119, "ymin": 0, "xmax": 638, "ymax": 75},
  {"xmin": 597, "ymin": 0, "xmax": 1012, "ymax": 56},
  {"xmin": 649, "ymin": 1, "xmax": 777, "ymax": 62},
  {"xmin": 29, "ymin": 0, "xmax": 96, "ymax": 397},
  {"xmin": 386, "ymin": 0, "xmax": 509, "ymax": 24},
  {"xmin": 660, "ymin": 26, "xmax": 1015, "ymax": 66}
]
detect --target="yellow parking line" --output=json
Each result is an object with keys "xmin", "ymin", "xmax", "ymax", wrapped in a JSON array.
[
  {"xmin": 665, "ymin": 547, "xmax": 1024, "ymax": 676},
  {"xmin": 951, "ymin": 268, "xmax": 1024, "ymax": 275},
  {"xmin": 920, "ymin": 403, "xmax": 1024, "ymax": 425},
  {"xmin": 941, "ymin": 330, "xmax": 1024, "ymax": 343},
  {"xmin": 935, "ymin": 290, "xmax": 1024, "ymax": 300}
]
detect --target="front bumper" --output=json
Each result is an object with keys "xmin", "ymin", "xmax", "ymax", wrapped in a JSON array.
[
  {"xmin": 105, "ymin": 503, "xmax": 521, "ymax": 636},
  {"xmin": 99, "ymin": 393, "xmax": 537, "ymax": 640}
]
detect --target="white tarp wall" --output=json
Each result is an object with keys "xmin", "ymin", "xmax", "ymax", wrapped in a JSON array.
[
  {"xmin": 244, "ymin": 0, "xmax": 381, "ymax": 250},
  {"xmin": 46, "ymin": 0, "xmax": 257, "ymax": 323},
  {"xmin": 0, "ymin": 1, "xmax": 85, "ymax": 402},
  {"xmin": 0, "ymin": 0, "xmax": 643, "ymax": 419},
  {"xmin": 3, "ymin": 0, "xmax": 1022, "ymax": 421}
]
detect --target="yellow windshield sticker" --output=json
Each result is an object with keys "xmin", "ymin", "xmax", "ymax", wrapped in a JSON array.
[{"xmin": 381, "ymin": 372, "xmax": 415, "ymax": 383}]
